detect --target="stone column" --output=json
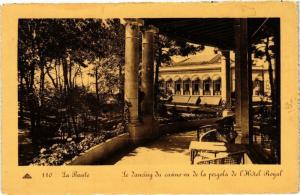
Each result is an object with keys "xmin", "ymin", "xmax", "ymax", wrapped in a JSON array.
[
  {"xmin": 180, "ymin": 80, "xmax": 183, "ymax": 95},
  {"xmin": 234, "ymin": 18, "xmax": 251, "ymax": 144},
  {"xmin": 124, "ymin": 19, "xmax": 143, "ymax": 144},
  {"xmin": 140, "ymin": 26, "xmax": 159, "ymax": 140},
  {"xmin": 210, "ymin": 79, "xmax": 214, "ymax": 96},
  {"xmin": 222, "ymin": 51, "xmax": 234, "ymax": 117},
  {"xmin": 200, "ymin": 81, "xmax": 203, "ymax": 96},
  {"xmin": 173, "ymin": 80, "xmax": 176, "ymax": 94},
  {"xmin": 141, "ymin": 28, "xmax": 155, "ymax": 115},
  {"xmin": 221, "ymin": 56, "xmax": 227, "ymax": 100}
]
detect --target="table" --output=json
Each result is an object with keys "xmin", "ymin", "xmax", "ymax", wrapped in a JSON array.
[{"xmin": 189, "ymin": 141, "xmax": 246, "ymax": 164}]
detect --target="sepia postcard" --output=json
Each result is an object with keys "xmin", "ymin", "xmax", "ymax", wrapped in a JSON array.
[{"xmin": 1, "ymin": 2, "xmax": 299, "ymax": 194}]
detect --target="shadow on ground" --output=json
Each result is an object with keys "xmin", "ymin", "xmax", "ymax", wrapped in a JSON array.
[{"xmin": 100, "ymin": 130, "xmax": 197, "ymax": 165}]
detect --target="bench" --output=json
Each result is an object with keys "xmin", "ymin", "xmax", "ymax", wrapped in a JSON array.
[
  {"xmin": 188, "ymin": 96, "xmax": 200, "ymax": 105},
  {"xmin": 171, "ymin": 95, "xmax": 191, "ymax": 104},
  {"xmin": 170, "ymin": 95, "xmax": 221, "ymax": 106},
  {"xmin": 164, "ymin": 95, "xmax": 222, "ymax": 114},
  {"xmin": 199, "ymin": 96, "xmax": 222, "ymax": 106}
]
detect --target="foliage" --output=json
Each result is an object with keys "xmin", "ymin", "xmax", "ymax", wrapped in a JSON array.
[
  {"xmin": 250, "ymin": 23, "xmax": 278, "ymax": 116},
  {"xmin": 18, "ymin": 19, "xmax": 126, "ymax": 165},
  {"xmin": 155, "ymin": 34, "xmax": 205, "ymax": 65},
  {"xmin": 31, "ymin": 123, "xmax": 125, "ymax": 166}
]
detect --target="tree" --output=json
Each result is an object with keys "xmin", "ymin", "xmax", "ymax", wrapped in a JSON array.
[
  {"xmin": 18, "ymin": 19, "xmax": 125, "ymax": 143},
  {"xmin": 18, "ymin": 19, "xmax": 41, "ymax": 144},
  {"xmin": 251, "ymin": 24, "xmax": 278, "ymax": 115}
]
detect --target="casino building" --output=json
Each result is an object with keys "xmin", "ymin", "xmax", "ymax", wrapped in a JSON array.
[{"xmin": 158, "ymin": 50, "xmax": 272, "ymax": 104}]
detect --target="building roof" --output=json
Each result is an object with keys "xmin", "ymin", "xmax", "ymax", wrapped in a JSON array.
[
  {"xmin": 160, "ymin": 48, "xmax": 223, "ymax": 73},
  {"xmin": 166, "ymin": 46, "xmax": 223, "ymax": 67},
  {"xmin": 172, "ymin": 54, "xmax": 222, "ymax": 66}
]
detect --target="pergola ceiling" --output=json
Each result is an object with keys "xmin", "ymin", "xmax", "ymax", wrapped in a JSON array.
[{"xmin": 143, "ymin": 18, "xmax": 278, "ymax": 50}]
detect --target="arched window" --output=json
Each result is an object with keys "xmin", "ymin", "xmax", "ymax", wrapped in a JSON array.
[
  {"xmin": 203, "ymin": 78, "xmax": 211, "ymax": 95},
  {"xmin": 213, "ymin": 79, "xmax": 221, "ymax": 95},
  {"xmin": 174, "ymin": 79, "xmax": 182, "ymax": 95},
  {"xmin": 183, "ymin": 79, "xmax": 191, "ymax": 95},
  {"xmin": 192, "ymin": 79, "xmax": 200, "ymax": 95}
]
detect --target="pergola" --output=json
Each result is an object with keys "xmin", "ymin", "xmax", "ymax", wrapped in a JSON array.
[{"xmin": 123, "ymin": 18, "xmax": 280, "ymax": 162}]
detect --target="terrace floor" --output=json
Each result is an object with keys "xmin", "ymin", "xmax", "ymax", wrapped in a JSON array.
[
  {"xmin": 100, "ymin": 128, "xmax": 255, "ymax": 165},
  {"xmin": 101, "ymin": 130, "xmax": 198, "ymax": 165}
]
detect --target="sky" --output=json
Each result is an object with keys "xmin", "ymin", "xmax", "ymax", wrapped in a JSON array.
[{"xmin": 171, "ymin": 46, "xmax": 235, "ymax": 64}]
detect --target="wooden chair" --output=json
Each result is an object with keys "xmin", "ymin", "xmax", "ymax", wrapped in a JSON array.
[
  {"xmin": 196, "ymin": 124, "xmax": 218, "ymax": 141},
  {"xmin": 196, "ymin": 116, "xmax": 236, "ymax": 143}
]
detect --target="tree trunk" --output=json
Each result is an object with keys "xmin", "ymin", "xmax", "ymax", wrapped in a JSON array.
[
  {"xmin": 95, "ymin": 66, "xmax": 100, "ymax": 102},
  {"xmin": 29, "ymin": 61, "xmax": 37, "ymax": 145},
  {"xmin": 68, "ymin": 59, "xmax": 73, "ymax": 90},
  {"xmin": 36, "ymin": 62, "xmax": 43, "ymax": 135},
  {"xmin": 46, "ymin": 60, "xmax": 58, "ymax": 89},
  {"xmin": 72, "ymin": 65, "xmax": 81, "ymax": 88},
  {"xmin": 80, "ymin": 66, "xmax": 85, "ymax": 88},
  {"xmin": 71, "ymin": 115, "xmax": 79, "ymax": 141},
  {"xmin": 19, "ymin": 70, "xmax": 25, "ymax": 127},
  {"xmin": 57, "ymin": 58, "xmax": 63, "ymax": 95},
  {"xmin": 54, "ymin": 59, "xmax": 59, "ymax": 88},
  {"xmin": 39, "ymin": 58, "xmax": 45, "ymax": 105},
  {"xmin": 62, "ymin": 58, "xmax": 69, "ymax": 97},
  {"xmin": 62, "ymin": 58, "xmax": 73, "ymax": 137},
  {"xmin": 95, "ymin": 65, "xmax": 99, "ymax": 132}
]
